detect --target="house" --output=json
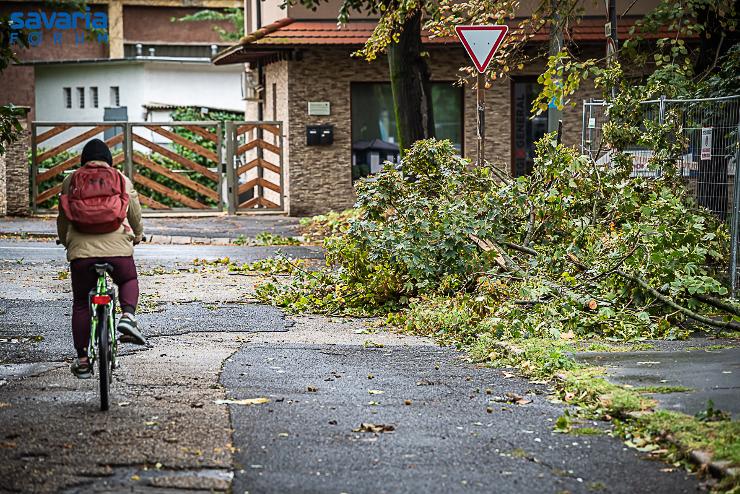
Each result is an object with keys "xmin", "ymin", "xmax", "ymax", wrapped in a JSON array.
[
  {"xmin": 212, "ymin": 0, "xmax": 663, "ymax": 216},
  {"xmin": 25, "ymin": 56, "xmax": 243, "ymax": 141},
  {"xmin": 0, "ymin": 0, "xmax": 242, "ymax": 122}
]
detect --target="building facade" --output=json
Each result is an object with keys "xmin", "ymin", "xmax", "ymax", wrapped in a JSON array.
[
  {"xmin": 214, "ymin": 0, "xmax": 661, "ymax": 216},
  {"xmin": 0, "ymin": 0, "xmax": 242, "ymax": 121}
]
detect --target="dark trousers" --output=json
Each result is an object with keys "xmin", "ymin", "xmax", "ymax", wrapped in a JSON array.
[{"xmin": 70, "ymin": 256, "xmax": 139, "ymax": 357}]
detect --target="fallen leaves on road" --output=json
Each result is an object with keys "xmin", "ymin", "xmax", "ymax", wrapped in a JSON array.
[
  {"xmin": 353, "ymin": 423, "xmax": 395, "ymax": 433},
  {"xmin": 504, "ymin": 391, "xmax": 532, "ymax": 405},
  {"xmin": 368, "ymin": 389, "xmax": 384, "ymax": 395},
  {"xmin": 307, "ymin": 386, "xmax": 318, "ymax": 392},
  {"xmin": 214, "ymin": 397, "xmax": 270, "ymax": 406}
]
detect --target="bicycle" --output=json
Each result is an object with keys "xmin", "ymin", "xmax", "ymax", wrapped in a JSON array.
[
  {"xmin": 56, "ymin": 238, "xmax": 144, "ymax": 411},
  {"xmin": 88, "ymin": 261, "xmax": 117, "ymax": 411}
]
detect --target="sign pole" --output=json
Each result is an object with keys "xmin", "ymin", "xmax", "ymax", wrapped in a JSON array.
[
  {"xmin": 477, "ymin": 72, "xmax": 485, "ymax": 166},
  {"xmin": 455, "ymin": 25, "xmax": 507, "ymax": 167}
]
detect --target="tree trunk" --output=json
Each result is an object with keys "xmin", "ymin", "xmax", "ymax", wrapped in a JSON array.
[{"xmin": 388, "ymin": 9, "xmax": 434, "ymax": 153}]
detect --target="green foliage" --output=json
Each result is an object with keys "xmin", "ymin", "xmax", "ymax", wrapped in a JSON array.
[
  {"xmin": 254, "ymin": 232, "xmax": 301, "ymax": 246},
  {"xmin": 300, "ymin": 209, "xmax": 360, "ymax": 242},
  {"xmin": 259, "ymin": 135, "xmax": 730, "ymax": 343},
  {"xmin": 173, "ymin": 8, "xmax": 243, "ymax": 42}
]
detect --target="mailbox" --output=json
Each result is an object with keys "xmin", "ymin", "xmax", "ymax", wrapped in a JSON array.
[{"xmin": 306, "ymin": 125, "xmax": 333, "ymax": 145}]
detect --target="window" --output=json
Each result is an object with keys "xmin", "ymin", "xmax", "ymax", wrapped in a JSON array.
[
  {"xmin": 110, "ymin": 86, "xmax": 120, "ymax": 107},
  {"xmin": 511, "ymin": 80, "xmax": 547, "ymax": 177},
  {"xmin": 350, "ymin": 82, "xmax": 463, "ymax": 180},
  {"xmin": 90, "ymin": 87, "xmax": 99, "ymax": 108},
  {"xmin": 76, "ymin": 87, "xmax": 85, "ymax": 108},
  {"xmin": 63, "ymin": 87, "xmax": 71, "ymax": 109}
]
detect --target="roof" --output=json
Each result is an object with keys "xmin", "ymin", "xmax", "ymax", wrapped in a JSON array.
[
  {"xmin": 19, "ymin": 56, "xmax": 213, "ymax": 66},
  {"xmin": 144, "ymin": 102, "xmax": 243, "ymax": 113},
  {"xmin": 214, "ymin": 17, "xmax": 681, "ymax": 66}
]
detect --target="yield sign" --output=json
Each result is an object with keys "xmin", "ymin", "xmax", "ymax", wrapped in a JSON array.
[{"xmin": 455, "ymin": 25, "xmax": 508, "ymax": 73}]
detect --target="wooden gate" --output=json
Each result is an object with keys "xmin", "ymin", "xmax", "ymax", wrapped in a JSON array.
[
  {"xmin": 225, "ymin": 121, "xmax": 285, "ymax": 213},
  {"xmin": 30, "ymin": 121, "xmax": 222, "ymax": 213},
  {"xmin": 30, "ymin": 120, "xmax": 283, "ymax": 214}
]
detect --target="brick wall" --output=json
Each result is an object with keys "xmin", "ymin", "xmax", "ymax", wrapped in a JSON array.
[{"xmin": 0, "ymin": 109, "xmax": 31, "ymax": 216}]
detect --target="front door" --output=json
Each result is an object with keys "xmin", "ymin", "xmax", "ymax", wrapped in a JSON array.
[{"xmin": 511, "ymin": 79, "xmax": 548, "ymax": 177}]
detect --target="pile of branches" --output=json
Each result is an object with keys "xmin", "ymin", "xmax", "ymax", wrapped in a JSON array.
[{"xmin": 258, "ymin": 138, "xmax": 738, "ymax": 340}]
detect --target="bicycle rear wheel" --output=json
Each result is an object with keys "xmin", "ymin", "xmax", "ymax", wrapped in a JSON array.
[{"xmin": 97, "ymin": 305, "xmax": 111, "ymax": 411}]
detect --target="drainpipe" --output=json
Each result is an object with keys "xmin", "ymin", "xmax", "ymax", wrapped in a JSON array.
[{"xmin": 255, "ymin": 0, "xmax": 264, "ymax": 204}]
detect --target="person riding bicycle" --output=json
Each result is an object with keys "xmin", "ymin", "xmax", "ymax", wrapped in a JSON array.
[{"xmin": 57, "ymin": 138, "xmax": 147, "ymax": 379}]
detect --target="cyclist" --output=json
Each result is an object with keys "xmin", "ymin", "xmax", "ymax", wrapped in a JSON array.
[{"xmin": 57, "ymin": 138, "xmax": 147, "ymax": 379}]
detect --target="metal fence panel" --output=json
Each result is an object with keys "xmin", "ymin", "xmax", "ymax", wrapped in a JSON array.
[{"xmin": 581, "ymin": 95, "xmax": 740, "ymax": 296}]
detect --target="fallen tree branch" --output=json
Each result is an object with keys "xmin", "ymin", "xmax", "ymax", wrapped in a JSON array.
[
  {"xmin": 615, "ymin": 268, "xmax": 740, "ymax": 331},
  {"xmin": 496, "ymin": 239, "xmax": 740, "ymax": 332},
  {"xmin": 692, "ymin": 293, "xmax": 740, "ymax": 318}
]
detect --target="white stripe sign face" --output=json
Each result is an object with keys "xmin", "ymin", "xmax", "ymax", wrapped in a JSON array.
[{"xmin": 455, "ymin": 25, "xmax": 508, "ymax": 73}]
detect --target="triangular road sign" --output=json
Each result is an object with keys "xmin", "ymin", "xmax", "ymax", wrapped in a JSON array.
[{"xmin": 455, "ymin": 25, "xmax": 508, "ymax": 73}]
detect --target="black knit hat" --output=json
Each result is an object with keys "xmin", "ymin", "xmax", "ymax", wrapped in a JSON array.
[{"xmin": 81, "ymin": 138, "xmax": 112, "ymax": 166}]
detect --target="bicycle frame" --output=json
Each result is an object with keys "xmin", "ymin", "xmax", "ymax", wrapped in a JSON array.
[{"xmin": 88, "ymin": 273, "xmax": 117, "ymax": 370}]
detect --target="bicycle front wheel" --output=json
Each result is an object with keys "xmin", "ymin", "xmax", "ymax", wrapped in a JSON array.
[{"xmin": 97, "ymin": 305, "xmax": 111, "ymax": 411}]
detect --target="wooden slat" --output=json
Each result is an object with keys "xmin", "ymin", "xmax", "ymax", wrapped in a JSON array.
[
  {"xmin": 138, "ymin": 193, "xmax": 170, "ymax": 210},
  {"xmin": 235, "ymin": 124, "xmax": 256, "ymax": 136},
  {"xmin": 133, "ymin": 173, "xmax": 209, "ymax": 210},
  {"xmin": 36, "ymin": 134, "xmax": 125, "ymax": 183},
  {"xmin": 37, "ymin": 183, "xmax": 62, "ymax": 204},
  {"xmin": 237, "ymin": 177, "xmax": 281, "ymax": 195},
  {"xmin": 237, "ymin": 157, "xmax": 281, "ymax": 176},
  {"xmin": 238, "ymin": 195, "xmax": 280, "ymax": 210},
  {"xmin": 36, "ymin": 125, "xmax": 70, "ymax": 144},
  {"xmin": 133, "ymin": 153, "xmax": 219, "ymax": 201},
  {"xmin": 237, "ymin": 178, "xmax": 258, "ymax": 195},
  {"xmin": 132, "ymin": 134, "xmax": 219, "ymax": 182},
  {"xmin": 143, "ymin": 125, "xmax": 219, "ymax": 163},
  {"xmin": 258, "ymin": 177, "xmax": 281, "ymax": 193},
  {"xmin": 238, "ymin": 196, "xmax": 259, "ymax": 208},
  {"xmin": 258, "ymin": 196, "xmax": 280, "ymax": 208},
  {"xmin": 183, "ymin": 125, "xmax": 218, "ymax": 143},
  {"xmin": 36, "ymin": 126, "xmax": 107, "ymax": 164},
  {"xmin": 112, "ymin": 152, "xmax": 125, "ymax": 166},
  {"xmin": 237, "ymin": 139, "xmax": 280, "ymax": 156},
  {"xmin": 235, "ymin": 123, "xmax": 280, "ymax": 137}
]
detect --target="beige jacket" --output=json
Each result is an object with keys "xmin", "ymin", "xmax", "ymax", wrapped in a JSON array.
[{"xmin": 56, "ymin": 161, "xmax": 144, "ymax": 261}]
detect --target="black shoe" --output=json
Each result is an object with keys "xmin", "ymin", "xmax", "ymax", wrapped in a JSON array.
[
  {"xmin": 117, "ymin": 314, "xmax": 146, "ymax": 345},
  {"xmin": 70, "ymin": 358, "xmax": 92, "ymax": 379}
]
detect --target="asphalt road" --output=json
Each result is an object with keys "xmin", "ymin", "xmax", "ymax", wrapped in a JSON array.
[
  {"xmin": 0, "ymin": 240, "xmax": 703, "ymax": 493},
  {"xmin": 0, "ymin": 215, "xmax": 303, "ymax": 239},
  {"xmin": 0, "ymin": 239, "xmax": 323, "ymax": 263}
]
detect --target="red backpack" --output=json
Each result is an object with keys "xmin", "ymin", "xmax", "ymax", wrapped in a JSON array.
[{"xmin": 60, "ymin": 163, "xmax": 129, "ymax": 234}]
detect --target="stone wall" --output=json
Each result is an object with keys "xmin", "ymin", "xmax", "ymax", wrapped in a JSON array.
[{"xmin": 0, "ymin": 108, "xmax": 31, "ymax": 216}]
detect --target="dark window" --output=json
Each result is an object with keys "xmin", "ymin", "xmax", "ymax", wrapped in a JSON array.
[
  {"xmin": 76, "ymin": 87, "xmax": 85, "ymax": 108},
  {"xmin": 351, "ymin": 82, "xmax": 463, "ymax": 180},
  {"xmin": 90, "ymin": 87, "xmax": 99, "ymax": 108},
  {"xmin": 63, "ymin": 87, "xmax": 71, "ymax": 109},
  {"xmin": 110, "ymin": 86, "xmax": 120, "ymax": 106},
  {"xmin": 512, "ymin": 80, "xmax": 547, "ymax": 177}
]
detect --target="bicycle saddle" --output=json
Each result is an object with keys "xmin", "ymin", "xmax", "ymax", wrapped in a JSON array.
[{"xmin": 91, "ymin": 263, "xmax": 115, "ymax": 275}]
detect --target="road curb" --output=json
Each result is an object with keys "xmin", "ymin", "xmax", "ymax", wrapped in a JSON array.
[{"xmin": 0, "ymin": 231, "xmax": 307, "ymax": 247}]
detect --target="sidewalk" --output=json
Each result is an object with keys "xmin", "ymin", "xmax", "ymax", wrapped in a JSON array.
[
  {"xmin": 576, "ymin": 336, "xmax": 740, "ymax": 417},
  {"xmin": 0, "ymin": 215, "xmax": 303, "ymax": 244}
]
